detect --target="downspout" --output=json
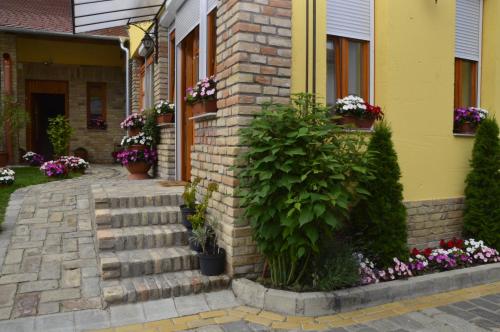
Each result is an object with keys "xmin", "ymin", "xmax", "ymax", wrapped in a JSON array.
[{"xmin": 119, "ymin": 38, "xmax": 130, "ymax": 116}]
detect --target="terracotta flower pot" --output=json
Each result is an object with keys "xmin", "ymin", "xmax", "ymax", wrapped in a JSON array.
[
  {"xmin": 125, "ymin": 161, "xmax": 151, "ymax": 180},
  {"xmin": 336, "ymin": 115, "xmax": 357, "ymax": 126},
  {"xmin": 0, "ymin": 152, "xmax": 8, "ymax": 167},
  {"xmin": 127, "ymin": 144, "xmax": 146, "ymax": 151},
  {"xmin": 355, "ymin": 117, "xmax": 375, "ymax": 129},
  {"xmin": 127, "ymin": 128, "xmax": 141, "ymax": 137},
  {"xmin": 156, "ymin": 113, "xmax": 174, "ymax": 124},
  {"xmin": 192, "ymin": 102, "xmax": 204, "ymax": 117},
  {"xmin": 455, "ymin": 122, "xmax": 476, "ymax": 134},
  {"xmin": 203, "ymin": 99, "xmax": 217, "ymax": 113}
]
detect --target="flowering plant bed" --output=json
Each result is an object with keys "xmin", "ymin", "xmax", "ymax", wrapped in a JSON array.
[
  {"xmin": 120, "ymin": 133, "xmax": 154, "ymax": 148},
  {"xmin": 22, "ymin": 151, "xmax": 44, "ymax": 166},
  {"xmin": 453, "ymin": 107, "xmax": 488, "ymax": 134},
  {"xmin": 59, "ymin": 156, "xmax": 89, "ymax": 172},
  {"xmin": 40, "ymin": 160, "xmax": 68, "ymax": 178},
  {"xmin": 115, "ymin": 148, "xmax": 158, "ymax": 166},
  {"xmin": 120, "ymin": 113, "xmax": 145, "ymax": 130},
  {"xmin": 335, "ymin": 95, "xmax": 383, "ymax": 129},
  {"xmin": 0, "ymin": 168, "xmax": 15, "ymax": 185}
]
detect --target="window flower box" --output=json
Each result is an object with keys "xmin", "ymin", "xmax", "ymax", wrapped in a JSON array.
[
  {"xmin": 155, "ymin": 100, "xmax": 175, "ymax": 124},
  {"xmin": 453, "ymin": 107, "xmax": 488, "ymax": 135},
  {"xmin": 120, "ymin": 113, "xmax": 145, "ymax": 136},
  {"xmin": 186, "ymin": 76, "xmax": 217, "ymax": 116},
  {"xmin": 334, "ymin": 95, "xmax": 383, "ymax": 129}
]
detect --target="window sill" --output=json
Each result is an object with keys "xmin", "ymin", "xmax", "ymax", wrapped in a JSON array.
[
  {"xmin": 453, "ymin": 132, "xmax": 475, "ymax": 137},
  {"xmin": 190, "ymin": 112, "xmax": 218, "ymax": 122},
  {"xmin": 342, "ymin": 127, "xmax": 374, "ymax": 133},
  {"xmin": 157, "ymin": 123, "xmax": 175, "ymax": 128},
  {"xmin": 87, "ymin": 128, "xmax": 107, "ymax": 131}
]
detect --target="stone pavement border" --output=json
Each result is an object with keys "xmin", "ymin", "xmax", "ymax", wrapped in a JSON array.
[
  {"xmin": 233, "ymin": 262, "xmax": 500, "ymax": 316},
  {"xmin": 87, "ymin": 281, "xmax": 500, "ymax": 332}
]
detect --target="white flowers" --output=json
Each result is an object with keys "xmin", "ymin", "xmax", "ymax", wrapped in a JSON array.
[
  {"xmin": 121, "ymin": 133, "xmax": 154, "ymax": 147},
  {"xmin": 155, "ymin": 100, "xmax": 175, "ymax": 114},
  {"xmin": 0, "ymin": 168, "xmax": 15, "ymax": 185},
  {"xmin": 336, "ymin": 95, "xmax": 367, "ymax": 112}
]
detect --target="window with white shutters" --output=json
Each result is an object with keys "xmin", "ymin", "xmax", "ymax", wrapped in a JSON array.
[{"xmin": 176, "ymin": 0, "xmax": 200, "ymax": 43}]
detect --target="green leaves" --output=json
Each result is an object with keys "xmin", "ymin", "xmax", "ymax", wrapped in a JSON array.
[{"xmin": 47, "ymin": 115, "xmax": 73, "ymax": 157}]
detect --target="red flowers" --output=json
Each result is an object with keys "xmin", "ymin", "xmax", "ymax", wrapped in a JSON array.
[
  {"xmin": 365, "ymin": 103, "xmax": 384, "ymax": 120},
  {"xmin": 439, "ymin": 237, "xmax": 463, "ymax": 250},
  {"xmin": 410, "ymin": 247, "xmax": 433, "ymax": 257}
]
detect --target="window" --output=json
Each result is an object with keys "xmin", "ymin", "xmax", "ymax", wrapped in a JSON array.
[
  {"xmin": 87, "ymin": 82, "xmax": 106, "ymax": 130},
  {"xmin": 207, "ymin": 9, "xmax": 217, "ymax": 76},
  {"xmin": 140, "ymin": 56, "xmax": 154, "ymax": 110},
  {"xmin": 327, "ymin": 36, "xmax": 369, "ymax": 104},
  {"xmin": 454, "ymin": 58, "xmax": 478, "ymax": 109},
  {"xmin": 169, "ymin": 30, "xmax": 176, "ymax": 103}
]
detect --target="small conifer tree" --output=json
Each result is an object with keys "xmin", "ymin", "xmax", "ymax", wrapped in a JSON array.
[
  {"xmin": 350, "ymin": 122, "xmax": 408, "ymax": 267},
  {"xmin": 463, "ymin": 118, "xmax": 500, "ymax": 249}
]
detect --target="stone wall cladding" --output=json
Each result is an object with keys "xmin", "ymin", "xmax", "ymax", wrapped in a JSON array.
[
  {"xmin": 17, "ymin": 63, "xmax": 125, "ymax": 163},
  {"xmin": 154, "ymin": 26, "xmax": 169, "ymax": 104},
  {"xmin": 405, "ymin": 197, "xmax": 465, "ymax": 249},
  {"xmin": 157, "ymin": 124, "xmax": 176, "ymax": 179},
  {"xmin": 191, "ymin": 0, "xmax": 292, "ymax": 277},
  {"xmin": 130, "ymin": 57, "xmax": 142, "ymax": 113}
]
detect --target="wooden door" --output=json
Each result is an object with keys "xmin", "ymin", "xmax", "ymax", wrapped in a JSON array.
[{"xmin": 180, "ymin": 27, "xmax": 199, "ymax": 181}]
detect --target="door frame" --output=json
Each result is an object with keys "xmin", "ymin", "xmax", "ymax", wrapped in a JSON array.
[{"xmin": 25, "ymin": 80, "xmax": 69, "ymax": 151}]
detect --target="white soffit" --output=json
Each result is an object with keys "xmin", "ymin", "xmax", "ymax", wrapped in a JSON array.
[{"xmin": 72, "ymin": 0, "xmax": 165, "ymax": 33}]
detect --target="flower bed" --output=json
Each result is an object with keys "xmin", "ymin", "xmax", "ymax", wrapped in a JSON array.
[
  {"xmin": 59, "ymin": 156, "xmax": 89, "ymax": 172},
  {"xmin": 0, "ymin": 168, "xmax": 15, "ymax": 185},
  {"xmin": 22, "ymin": 151, "xmax": 44, "ymax": 166},
  {"xmin": 40, "ymin": 160, "xmax": 68, "ymax": 178},
  {"xmin": 359, "ymin": 238, "xmax": 498, "ymax": 285}
]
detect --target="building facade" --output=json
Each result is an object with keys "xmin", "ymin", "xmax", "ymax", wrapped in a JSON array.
[{"xmin": 128, "ymin": 0, "xmax": 500, "ymax": 277}]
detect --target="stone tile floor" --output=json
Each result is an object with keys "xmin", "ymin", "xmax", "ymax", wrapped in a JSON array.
[{"xmin": 0, "ymin": 165, "xmax": 125, "ymax": 320}]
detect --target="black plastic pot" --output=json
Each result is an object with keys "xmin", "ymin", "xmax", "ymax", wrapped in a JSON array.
[
  {"xmin": 180, "ymin": 204, "xmax": 196, "ymax": 230},
  {"xmin": 198, "ymin": 248, "xmax": 226, "ymax": 276}
]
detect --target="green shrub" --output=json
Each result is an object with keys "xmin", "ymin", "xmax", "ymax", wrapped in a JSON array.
[
  {"xmin": 47, "ymin": 115, "xmax": 73, "ymax": 158},
  {"xmin": 349, "ymin": 121, "xmax": 408, "ymax": 267},
  {"xmin": 142, "ymin": 108, "xmax": 160, "ymax": 145},
  {"xmin": 188, "ymin": 182, "xmax": 218, "ymax": 230},
  {"xmin": 463, "ymin": 118, "xmax": 500, "ymax": 249},
  {"xmin": 183, "ymin": 177, "xmax": 201, "ymax": 209},
  {"xmin": 238, "ymin": 94, "xmax": 373, "ymax": 288}
]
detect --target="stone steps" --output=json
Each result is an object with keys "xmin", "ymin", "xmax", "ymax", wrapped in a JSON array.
[
  {"xmin": 95, "ymin": 205, "xmax": 182, "ymax": 230},
  {"xmin": 100, "ymin": 246, "xmax": 199, "ymax": 280},
  {"xmin": 96, "ymin": 224, "xmax": 189, "ymax": 251},
  {"xmin": 102, "ymin": 270, "xmax": 231, "ymax": 305},
  {"xmin": 94, "ymin": 192, "xmax": 183, "ymax": 210}
]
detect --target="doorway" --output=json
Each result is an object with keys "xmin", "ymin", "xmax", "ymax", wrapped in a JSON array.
[
  {"xmin": 180, "ymin": 27, "xmax": 199, "ymax": 181},
  {"xmin": 26, "ymin": 80, "xmax": 68, "ymax": 160}
]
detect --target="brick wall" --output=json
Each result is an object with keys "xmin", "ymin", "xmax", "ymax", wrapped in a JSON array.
[
  {"xmin": 18, "ymin": 63, "xmax": 125, "ymax": 163},
  {"xmin": 190, "ymin": 0, "xmax": 292, "ymax": 277},
  {"xmin": 154, "ymin": 26, "xmax": 169, "ymax": 104},
  {"xmin": 130, "ymin": 58, "xmax": 142, "ymax": 113},
  {"xmin": 406, "ymin": 197, "xmax": 464, "ymax": 249},
  {"xmin": 157, "ymin": 124, "xmax": 176, "ymax": 179}
]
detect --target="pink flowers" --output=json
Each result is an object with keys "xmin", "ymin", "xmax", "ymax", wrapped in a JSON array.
[
  {"xmin": 185, "ymin": 76, "xmax": 217, "ymax": 105},
  {"xmin": 116, "ymin": 148, "xmax": 157, "ymax": 166},
  {"xmin": 120, "ymin": 113, "xmax": 145, "ymax": 130},
  {"xmin": 40, "ymin": 160, "xmax": 68, "ymax": 178}
]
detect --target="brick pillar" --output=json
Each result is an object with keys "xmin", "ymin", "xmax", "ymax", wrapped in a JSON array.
[
  {"xmin": 157, "ymin": 124, "xmax": 176, "ymax": 179},
  {"xmin": 191, "ymin": 0, "xmax": 292, "ymax": 277},
  {"xmin": 130, "ymin": 57, "xmax": 142, "ymax": 113},
  {"xmin": 153, "ymin": 26, "xmax": 169, "ymax": 104}
]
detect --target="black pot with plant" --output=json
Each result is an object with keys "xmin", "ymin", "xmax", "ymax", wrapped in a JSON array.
[
  {"xmin": 180, "ymin": 177, "xmax": 201, "ymax": 229},
  {"xmin": 190, "ymin": 220, "xmax": 225, "ymax": 276},
  {"xmin": 187, "ymin": 182, "xmax": 218, "ymax": 251}
]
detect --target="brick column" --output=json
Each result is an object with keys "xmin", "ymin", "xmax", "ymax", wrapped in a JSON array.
[
  {"xmin": 157, "ymin": 124, "xmax": 176, "ymax": 179},
  {"xmin": 130, "ymin": 57, "xmax": 142, "ymax": 113},
  {"xmin": 153, "ymin": 26, "xmax": 169, "ymax": 104},
  {"xmin": 191, "ymin": 0, "xmax": 292, "ymax": 277}
]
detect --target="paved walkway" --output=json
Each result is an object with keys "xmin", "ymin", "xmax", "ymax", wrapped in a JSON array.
[{"xmin": 0, "ymin": 165, "xmax": 124, "ymax": 320}]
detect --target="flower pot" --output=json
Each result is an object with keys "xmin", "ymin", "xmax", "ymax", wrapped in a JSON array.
[
  {"xmin": 180, "ymin": 204, "xmax": 196, "ymax": 230},
  {"xmin": 127, "ymin": 128, "xmax": 141, "ymax": 137},
  {"xmin": 191, "ymin": 102, "xmax": 204, "ymax": 117},
  {"xmin": 125, "ymin": 161, "xmax": 151, "ymax": 180},
  {"xmin": 198, "ymin": 248, "xmax": 226, "ymax": 276},
  {"xmin": 0, "ymin": 152, "xmax": 8, "ymax": 167},
  {"xmin": 455, "ymin": 122, "xmax": 476, "ymax": 134},
  {"xmin": 187, "ymin": 229, "xmax": 203, "ymax": 252},
  {"xmin": 336, "ymin": 115, "xmax": 357, "ymax": 126},
  {"xmin": 355, "ymin": 117, "xmax": 375, "ymax": 129},
  {"xmin": 127, "ymin": 145, "xmax": 146, "ymax": 151},
  {"xmin": 203, "ymin": 99, "xmax": 217, "ymax": 113},
  {"xmin": 156, "ymin": 113, "xmax": 174, "ymax": 124}
]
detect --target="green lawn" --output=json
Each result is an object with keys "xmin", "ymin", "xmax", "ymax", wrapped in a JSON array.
[{"xmin": 0, "ymin": 167, "xmax": 80, "ymax": 226}]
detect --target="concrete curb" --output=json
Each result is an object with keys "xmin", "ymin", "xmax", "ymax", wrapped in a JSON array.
[{"xmin": 232, "ymin": 262, "xmax": 500, "ymax": 316}]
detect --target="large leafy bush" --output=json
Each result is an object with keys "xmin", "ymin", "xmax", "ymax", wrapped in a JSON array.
[
  {"xmin": 238, "ymin": 94, "xmax": 373, "ymax": 288},
  {"xmin": 463, "ymin": 118, "xmax": 500, "ymax": 249},
  {"xmin": 47, "ymin": 115, "xmax": 73, "ymax": 158},
  {"xmin": 349, "ymin": 122, "xmax": 408, "ymax": 267}
]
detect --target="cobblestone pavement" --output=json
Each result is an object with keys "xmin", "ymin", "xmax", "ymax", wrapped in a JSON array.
[
  {"xmin": 87, "ymin": 283, "xmax": 500, "ymax": 332},
  {"xmin": 0, "ymin": 165, "xmax": 124, "ymax": 320}
]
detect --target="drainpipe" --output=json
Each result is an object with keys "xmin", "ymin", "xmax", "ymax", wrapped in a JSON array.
[{"xmin": 119, "ymin": 38, "xmax": 130, "ymax": 117}]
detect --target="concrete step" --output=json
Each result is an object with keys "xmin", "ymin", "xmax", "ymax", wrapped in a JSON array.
[
  {"xmin": 94, "ymin": 191, "xmax": 183, "ymax": 210},
  {"xmin": 100, "ymin": 247, "xmax": 199, "ymax": 280},
  {"xmin": 97, "ymin": 224, "xmax": 188, "ymax": 251},
  {"xmin": 102, "ymin": 270, "xmax": 231, "ymax": 305},
  {"xmin": 94, "ymin": 206, "xmax": 182, "ymax": 229}
]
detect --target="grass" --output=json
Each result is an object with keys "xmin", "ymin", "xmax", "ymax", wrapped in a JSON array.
[{"xmin": 0, "ymin": 167, "xmax": 81, "ymax": 226}]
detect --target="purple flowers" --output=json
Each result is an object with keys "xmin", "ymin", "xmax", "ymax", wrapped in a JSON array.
[
  {"xmin": 40, "ymin": 160, "xmax": 68, "ymax": 178},
  {"xmin": 59, "ymin": 156, "xmax": 89, "ymax": 170},
  {"xmin": 116, "ymin": 148, "xmax": 158, "ymax": 166},
  {"xmin": 22, "ymin": 151, "xmax": 44, "ymax": 166},
  {"xmin": 454, "ymin": 107, "xmax": 488, "ymax": 125}
]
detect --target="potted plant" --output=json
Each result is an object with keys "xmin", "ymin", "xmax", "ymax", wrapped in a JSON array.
[
  {"xmin": 59, "ymin": 156, "xmax": 89, "ymax": 174},
  {"xmin": 0, "ymin": 95, "xmax": 30, "ymax": 166},
  {"xmin": 453, "ymin": 107, "xmax": 488, "ymax": 134},
  {"xmin": 186, "ymin": 87, "xmax": 202, "ymax": 116},
  {"xmin": 116, "ymin": 148, "xmax": 157, "ymax": 180},
  {"xmin": 47, "ymin": 115, "xmax": 73, "ymax": 159},
  {"xmin": 155, "ymin": 100, "xmax": 175, "ymax": 124},
  {"xmin": 180, "ymin": 177, "xmax": 202, "ymax": 230},
  {"xmin": 40, "ymin": 160, "xmax": 68, "ymax": 179},
  {"xmin": 334, "ymin": 95, "xmax": 383, "ymax": 129},
  {"xmin": 0, "ymin": 168, "xmax": 15, "ymax": 187},
  {"xmin": 186, "ymin": 76, "xmax": 217, "ymax": 116},
  {"xmin": 22, "ymin": 151, "xmax": 44, "ymax": 166},
  {"xmin": 120, "ymin": 113, "xmax": 145, "ymax": 136},
  {"xmin": 120, "ymin": 133, "xmax": 154, "ymax": 151},
  {"xmin": 190, "ymin": 219, "xmax": 226, "ymax": 276},
  {"xmin": 187, "ymin": 182, "xmax": 219, "ymax": 251}
]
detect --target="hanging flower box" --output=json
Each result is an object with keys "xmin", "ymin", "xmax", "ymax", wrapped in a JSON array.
[
  {"xmin": 155, "ymin": 100, "xmax": 175, "ymax": 124},
  {"xmin": 334, "ymin": 95, "xmax": 383, "ymax": 130},
  {"xmin": 186, "ymin": 76, "xmax": 217, "ymax": 117},
  {"xmin": 453, "ymin": 107, "xmax": 488, "ymax": 135}
]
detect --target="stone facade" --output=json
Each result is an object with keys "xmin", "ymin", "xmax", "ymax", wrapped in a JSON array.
[
  {"xmin": 190, "ymin": 0, "xmax": 292, "ymax": 277},
  {"xmin": 153, "ymin": 26, "xmax": 169, "ymax": 104},
  {"xmin": 157, "ymin": 124, "xmax": 176, "ymax": 179},
  {"xmin": 406, "ymin": 197, "xmax": 465, "ymax": 249},
  {"xmin": 130, "ymin": 57, "xmax": 142, "ymax": 113}
]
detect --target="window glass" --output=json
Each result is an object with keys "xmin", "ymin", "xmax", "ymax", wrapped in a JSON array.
[
  {"xmin": 326, "ymin": 39, "xmax": 337, "ymax": 105},
  {"xmin": 348, "ymin": 40, "xmax": 362, "ymax": 97},
  {"xmin": 87, "ymin": 83, "xmax": 106, "ymax": 129},
  {"xmin": 460, "ymin": 60, "xmax": 473, "ymax": 108}
]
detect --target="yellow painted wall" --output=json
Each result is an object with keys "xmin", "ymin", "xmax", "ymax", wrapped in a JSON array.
[
  {"xmin": 16, "ymin": 37, "xmax": 123, "ymax": 67},
  {"xmin": 292, "ymin": 0, "xmax": 500, "ymax": 202},
  {"xmin": 128, "ymin": 22, "xmax": 153, "ymax": 58}
]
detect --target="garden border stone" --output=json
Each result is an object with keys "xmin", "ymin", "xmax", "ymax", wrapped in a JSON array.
[{"xmin": 232, "ymin": 262, "xmax": 500, "ymax": 316}]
